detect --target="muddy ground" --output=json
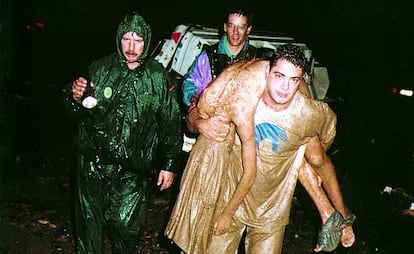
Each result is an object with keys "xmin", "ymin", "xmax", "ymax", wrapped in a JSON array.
[{"xmin": 0, "ymin": 160, "xmax": 356, "ymax": 254}]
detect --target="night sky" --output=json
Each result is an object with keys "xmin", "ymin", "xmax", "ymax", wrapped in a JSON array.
[
  {"xmin": 3, "ymin": 1, "xmax": 413, "ymax": 98},
  {"xmin": 1, "ymin": 0, "xmax": 413, "ymax": 187},
  {"xmin": 4, "ymin": 0, "xmax": 414, "ymax": 85}
]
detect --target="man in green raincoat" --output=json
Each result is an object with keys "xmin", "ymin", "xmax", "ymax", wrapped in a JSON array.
[{"xmin": 63, "ymin": 12, "xmax": 182, "ymax": 254}]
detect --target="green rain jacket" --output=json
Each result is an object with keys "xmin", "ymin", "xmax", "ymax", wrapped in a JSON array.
[{"xmin": 64, "ymin": 13, "xmax": 182, "ymax": 175}]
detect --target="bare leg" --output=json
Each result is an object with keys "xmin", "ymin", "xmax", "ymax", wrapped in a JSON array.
[
  {"xmin": 297, "ymin": 161, "xmax": 335, "ymax": 223},
  {"xmin": 304, "ymin": 137, "xmax": 347, "ymax": 219},
  {"xmin": 301, "ymin": 136, "xmax": 355, "ymax": 249}
]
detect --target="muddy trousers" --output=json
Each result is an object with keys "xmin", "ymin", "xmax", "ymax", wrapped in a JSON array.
[
  {"xmin": 207, "ymin": 218, "xmax": 286, "ymax": 254},
  {"xmin": 75, "ymin": 156, "xmax": 146, "ymax": 254}
]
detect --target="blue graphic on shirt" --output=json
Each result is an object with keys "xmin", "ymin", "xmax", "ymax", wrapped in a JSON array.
[{"xmin": 255, "ymin": 123, "xmax": 287, "ymax": 153}]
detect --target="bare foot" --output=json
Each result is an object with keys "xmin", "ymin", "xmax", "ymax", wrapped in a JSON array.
[
  {"xmin": 314, "ymin": 245, "xmax": 322, "ymax": 252},
  {"xmin": 341, "ymin": 226, "xmax": 355, "ymax": 248}
]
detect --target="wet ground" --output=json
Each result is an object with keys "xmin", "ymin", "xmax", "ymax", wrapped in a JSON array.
[{"xmin": 1, "ymin": 85, "xmax": 413, "ymax": 254}]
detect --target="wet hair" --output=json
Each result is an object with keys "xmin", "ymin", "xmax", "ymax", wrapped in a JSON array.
[
  {"xmin": 225, "ymin": 8, "xmax": 254, "ymax": 26},
  {"xmin": 270, "ymin": 44, "xmax": 307, "ymax": 70}
]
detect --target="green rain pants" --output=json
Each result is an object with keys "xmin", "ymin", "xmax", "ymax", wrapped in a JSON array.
[{"xmin": 75, "ymin": 155, "xmax": 146, "ymax": 254}]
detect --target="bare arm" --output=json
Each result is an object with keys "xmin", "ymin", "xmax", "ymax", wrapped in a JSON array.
[
  {"xmin": 192, "ymin": 60, "xmax": 267, "ymax": 235},
  {"xmin": 186, "ymin": 102, "xmax": 231, "ymax": 141},
  {"xmin": 213, "ymin": 111, "xmax": 257, "ymax": 235},
  {"xmin": 187, "ymin": 98, "xmax": 256, "ymax": 236},
  {"xmin": 186, "ymin": 104, "xmax": 202, "ymax": 134},
  {"xmin": 224, "ymin": 118, "xmax": 257, "ymax": 211}
]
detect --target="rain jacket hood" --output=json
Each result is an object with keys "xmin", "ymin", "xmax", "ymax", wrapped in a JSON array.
[
  {"xmin": 116, "ymin": 12, "xmax": 152, "ymax": 64},
  {"xmin": 63, "ymin": 12, "xmax": 182, "ymax": 174}
]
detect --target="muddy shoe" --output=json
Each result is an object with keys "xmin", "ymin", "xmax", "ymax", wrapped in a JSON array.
[{"xmin": 315, "ymin": 211, "xmax": 344, "ymax": 252}]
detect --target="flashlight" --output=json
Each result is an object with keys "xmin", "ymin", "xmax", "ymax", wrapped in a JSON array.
[{"xmin": 81, "ymin": 80, "xmax": 97, "ymax": 109}]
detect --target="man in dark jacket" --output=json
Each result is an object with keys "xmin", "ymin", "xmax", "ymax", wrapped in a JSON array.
[
  {"xmin": 63, "ymin": 12, "xmax": 182, "ymax": 254},
  {"xmin": 181, "ymin": 8, "xmax": 263, "ymax": 107}
]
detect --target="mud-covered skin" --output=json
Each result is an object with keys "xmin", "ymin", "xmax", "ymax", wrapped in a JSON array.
[
  {"xmin": 197, "ymin": 60, "xmax": 355, "ymax": 252},
  {"xmin": 197, "ymin": 59, "xmax": 269, "ymax": 123},
  {"xmin": 199, "ymin": 60, "xmax": 269, "ymax": 236},
  {"xmin": 172, "ymin": 45, "xmax": 351, "ymax": 253},
  {"xmin": 166, "ymin": 60, "xmax": 269, "ymax": 253}
]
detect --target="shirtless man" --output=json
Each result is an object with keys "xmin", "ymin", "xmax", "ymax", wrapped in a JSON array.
[
  {"xmin": 166, "ymin": 44, "xmax": 355, "ymax": 253},
  {"xmin": 180, "ymin": 8, "xmax": 355, "ymax": 252}
]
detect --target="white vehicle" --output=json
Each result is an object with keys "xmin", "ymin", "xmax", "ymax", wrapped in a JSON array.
[{"xmin": 152, "ymin": 24, "xmax": 330, "ymax": 101}]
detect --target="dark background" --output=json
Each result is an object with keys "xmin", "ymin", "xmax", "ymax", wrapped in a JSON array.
[
  {"xmin": 1, "ymin": 0, "xmax": 413, "ymax": 253},
  {"xmin": 3, "ymin": 0, "xmax": 412, "ymax": 188}
]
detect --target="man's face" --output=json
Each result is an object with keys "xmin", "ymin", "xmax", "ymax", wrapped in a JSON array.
[
  {"xmin": 223, "ymin": 14, "xmax": 252, "ymax": 48},
  {"xmin": 264, "ymin": 59, "xmax": 303, "ymax": 110},
  {"xmin": 121, "ymin": 31, "xmax": 145, "ymax": 63}
]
